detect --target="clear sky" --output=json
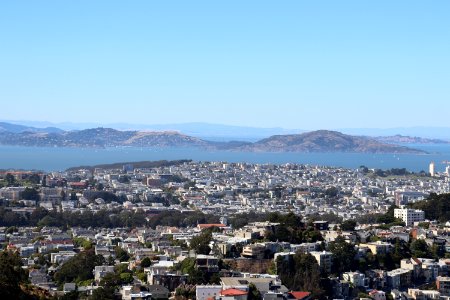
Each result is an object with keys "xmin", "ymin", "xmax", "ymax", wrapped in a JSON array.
[{"xmin": 0, "ymin": 1, "xmax": 449, "ymax": 129}]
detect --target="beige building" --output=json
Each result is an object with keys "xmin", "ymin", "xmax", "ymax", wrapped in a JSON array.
[
  {"xmin": 310, "ymin": 251, "xmax": 332, "ymax": 274},
  {"xmin": 242, "ymin": 244, "xmax": 265, "ymax": 259},
  {"xmin": 360, "ymin": 241, "xmax": 392, "ymax": 255}
]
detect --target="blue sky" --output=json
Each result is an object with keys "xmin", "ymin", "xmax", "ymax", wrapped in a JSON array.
[{"xmin": 0, "ymin": 1, "xmax": 449, "ymax": 129}]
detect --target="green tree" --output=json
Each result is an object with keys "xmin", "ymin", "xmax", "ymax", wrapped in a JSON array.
[
  {"xmin": 26, "ymin": 173, "xmax": 41, "ymax": 185},
  {"xmin": 0, "ymin": 250, "xmax": 28, "ymax": 299},
  {"xmin": 391, "ymin": 238, "xmax": 411, "ymax": 265},
  {"xmin": 277, "ymin": 252, "xmax": 323, "ymax": 298},
  {"xmin": 60, "ymin": 291, "xmax": 80, "ymax": 300},
  {"xmin": 100, "ymin": 272, "xmax": 122, "ymax": 288},
  {"xmin": 73, "ymin": 237, "xmax": 93, "ymax": 250},
  {"xmin": 140, "ymin": 257, "xmax": 152, "ymax": 268},
  {"xmin": 340, "ymin": 220, "xmax": 357, "ymax": 231},
  {"xmin": 410, "ymin": 239, "xmax": 432, "ymax": 258},
  {"xmin": 119, "ymin": 272, "xmax": 133, "ymax": 284},
  {"xmin": 377, "ymin": 205, "xmax": 398, "ymax": 224},
  {"xmin": 303, "ymin": 228, "xmax": 324, "ymax": 243},
  {"xmin": 114, "ymin": 247, "xmax": 130, "ymax": 262},
  {"xmin": 409, "ymin": 193, "xmax": 450, "ymax": 223},
  {"xmin": 30, "ymin": 207, "xmax": 48, "ymax": 225},
  {"xmin": 90, "ymin": 286, "xmax": 115, "ymax": 300},
  {"xmin": 20, "ymin": 187, "xmax": 40, "ymax": 201},
  {"xmin": 5, "ymin": 173, "xmax": 16, "ymax": 186},
  {"xmin": 54, "ymin": 249, "xmax": 105, "ymax": 284},
  {"xmin": 248, "ymin": 283, "xmax": 262, "ymax": 300},
  {"xmin": 325, "ymin": 186, "xmax": 339, "ymax": 198},
  {"xmin": 328, "ymin": 236, "xmax": 357, "ymax": 275},
  {"xmin": 190, "ymin": 230, "xmax": 212, "ymax": 255},
  {"xmin": 70, "ymin": 192, "xmax": 78, "ymax": 201},
  {"xmin": 174, "ymin": 257, "xmax": 211, "ymax": 284}
]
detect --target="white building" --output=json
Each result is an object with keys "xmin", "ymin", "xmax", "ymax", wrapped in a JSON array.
[
  {"xmin": 342, "ymin": 272, "xmax": 368, "ymax": 287},
  {"xmin": 429, "ymin": 162, "xmax": 435, "ymax": 177},
  {"xmin": 196, "ymin": 285, "xmax": 222, "ymax": 300},
  {"xmin": 394, "ymin": 208, "xmax": 425, "ymax": 226},
  {"xmin": 51, "ymin": 251, "xmax": 76, "ymax": 264}
]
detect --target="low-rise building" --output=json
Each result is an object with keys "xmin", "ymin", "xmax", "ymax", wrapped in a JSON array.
[
  {"xmin": 342, "ymin": 271, "xmax": 368, "ymax": 288},
  {"xmin": 196, "ymin": 285, "xmax": 223, "ymax": 300},
  {"xmin": 310, "ymin": 251, "xmax": 332, "ymax": 274},
  {"xmin": 242, "ymin": 244, "xmax": 265, "ymax": 259},
  {"xmin": 360, "ymin": 241, "xmax": 392, "ymax": 255},
  {"xmin": 394, "ymin": 208, "xmax": 425, "ymax": 227},
  {"xmin": 94, "ymin": 265, "xmax": 115, "ymax": 282},
  {"xmin": 437, "ymin": 276, "xmax": 450, "ymax": 296},
  {"xmin": 196, "ymin": 255, "xmax": 219, "ymax": 272}
]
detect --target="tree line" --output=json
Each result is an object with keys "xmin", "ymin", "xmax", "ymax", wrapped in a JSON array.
[
  {"xmin": 0, "ymin": 207, "xmax": 147, "ymax": 229},
  {"xmin": 409, "ymin": 193, "xmax": 450, "ymax": 223}
]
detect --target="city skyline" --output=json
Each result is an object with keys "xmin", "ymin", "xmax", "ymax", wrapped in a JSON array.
[{"xmin": 1, "ymin": 1, "xmax": 450, "ymax": 129}]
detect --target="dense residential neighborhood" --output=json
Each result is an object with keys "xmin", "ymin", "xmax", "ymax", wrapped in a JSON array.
[{"xmin": 0, "ymin": 160, "xmax": 449, "ymax": 300}]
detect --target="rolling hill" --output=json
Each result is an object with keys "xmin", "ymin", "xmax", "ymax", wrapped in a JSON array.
[{"xmin": 0, "ymin": 127, "xmax": 426, "ymax": 154}]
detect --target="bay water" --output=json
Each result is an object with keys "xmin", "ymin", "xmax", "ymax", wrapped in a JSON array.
[{"xmin": 0, "ymin": 144, "xmax": 449, "ymax": 172}]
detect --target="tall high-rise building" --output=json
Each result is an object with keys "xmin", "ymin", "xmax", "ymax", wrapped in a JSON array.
[{"xmin": 429, "ymin": 161, "xmax": 435, "ymax": 177}]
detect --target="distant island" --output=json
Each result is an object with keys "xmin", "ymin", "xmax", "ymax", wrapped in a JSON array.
[
  {"xmin": 374, "ymin": 134, "xmax": 450, "ymax": 145},
  {"xmin": 0, "ymin": 124, "xmax": 427, "ymax": 154},
  {"xmin": 234, "ymin": 130, "xmax": 427, "ymax": 154}
]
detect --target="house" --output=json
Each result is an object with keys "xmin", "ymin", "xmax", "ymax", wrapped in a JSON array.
[
  {"xmin": 437, "ymin": 276, "xmax": 450, "ymax": 296},
  {"xmin": 147, "ymin": 285, "xmax": 170, "ymax": 300},
  {"xmin": 312, "ymin": 221, "xmax": 329, "ymax": 231},
  {"xmin": 94, "ymin": 265, "xmax": 115, "ymax": 282},
  {"xmin": 50, "ymin": 251, "xmax": 76, "ymax": 264},
  {"xmin": 421, "ymin": 259, "xmax": 440, "ymax": 282},
  {"xmin": 408, "ymin": 288, "xmax": 440, "ymax": 300},
  {"xmin": 121, "ymin": 285, "xmax": 152, "ymax": 300},
  {"xmin": 20, "ymin": 245, "xmax": 36, "ymax": 257},
  {"xmin": 28, "ymin": 269, "xmax": 50, "ymax": 286},
  {"xmin": 197, "ymin": 224, "xmax": 226, "ymax": 231},
  {"xmin": 369, "ymin": 290, "xmax": 386, "ymax": 300},
  {"xmin": 63, "ymin": 283, "xmax": 76, "ymax": 294},
  {"xmin": 221, "ymin": 277, "xmax": 288, "ymax": 298},
  {"xmin": 220, "ymin": 288, "xmax": 248, "ymax": 300},
  {"xmin": 242, "ymin": 244, "xmax": 265, "ymax": 259},
  {"xmin": 400, "ymin": 258, "xmax": 422, "ymax": 280},
  {"xmin": 287, "ymin": 291, "xmax": 311, "ymax": 300},
  {"xmin": 196, "ymin": 285, "xmax": 223, "ymax": 300},
  {"xmin": 264, "ymin": 291, "xmax": 286, "ymax": 300},
  {"xmin": 196, "ymin": 255, "xmax": 219, "ymax": 272},
  {"xmin": 387, "ymin": 269, "xmax": 413, "ymax": 290},
  {"xmin": 342, "ymin": 272, "xmax": 368, "ymax": 288},
  {"xmin": 360, "ymin": 241, "xmax": 392, "ymax": 255},
  {"xmin": 95, "ymin": 246, "xmax": 114, "ymax": 258}
]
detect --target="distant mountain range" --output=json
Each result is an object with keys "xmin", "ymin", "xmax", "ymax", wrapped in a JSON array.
[
  {"xmin": 0, "ymin": 124, "xmax": 427, "ymax": 154},
  {"xmin": 1, "ymin": 120, "xmax": 449, "ymax": 141},
  {"xmin": 374, "ymin": 135, "xmax": 450, "ymax": 145},
  {"xmin": 339, "ymin": 127, "xmax": 450, "ymax": 140},
  {"xmin": 0, "ymin": 120, "xmax": 300, "ymax": 141},
  {"xmin": 0, "ymin": 122, "xmax": 64, "ymax": 134}
]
